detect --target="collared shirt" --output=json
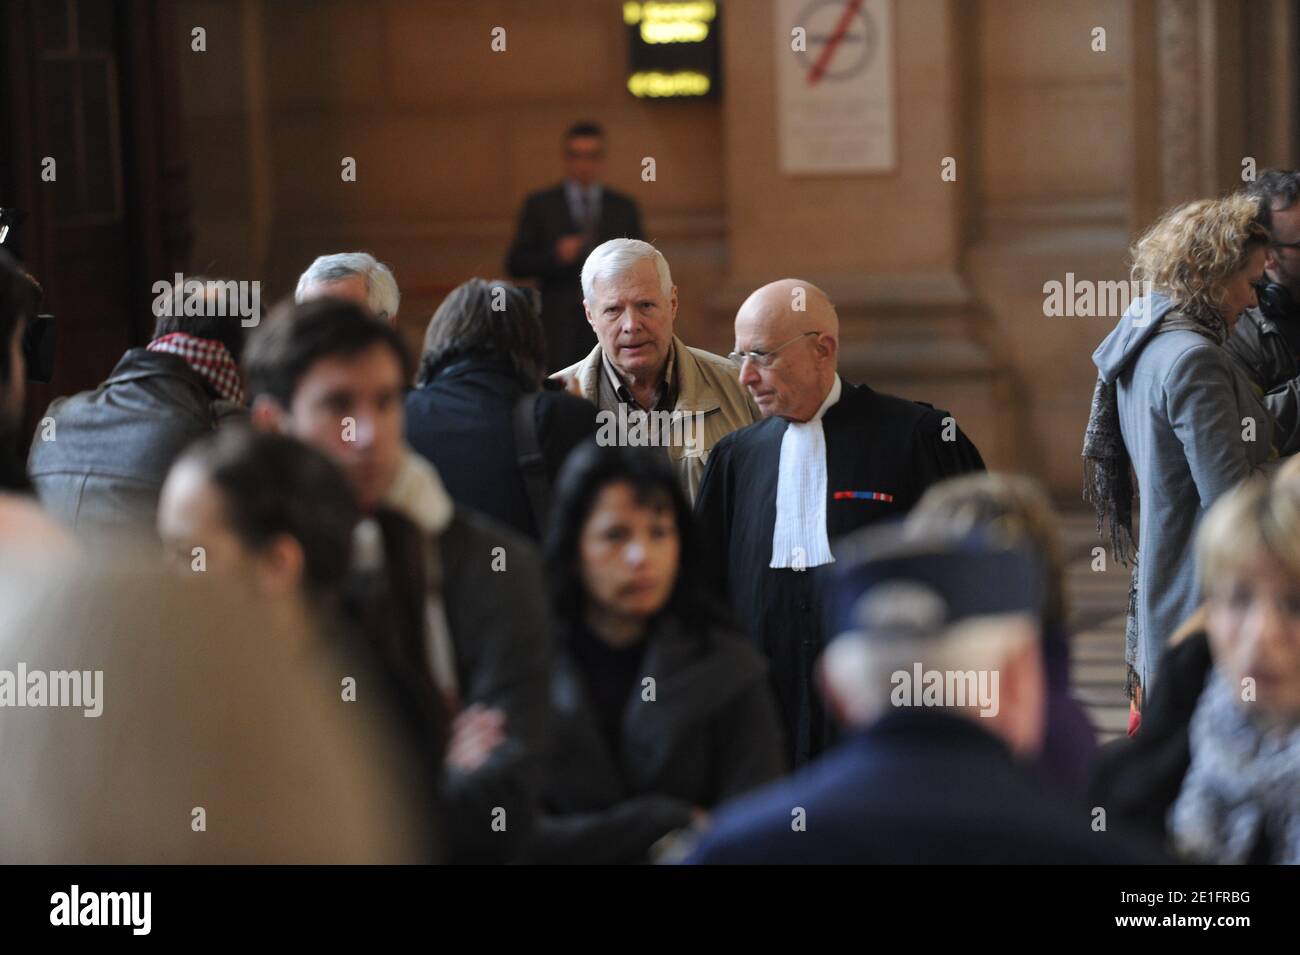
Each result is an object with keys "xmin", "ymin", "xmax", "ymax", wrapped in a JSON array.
[
  {"xmin": 558, "ymin": 334, "xmax": 760, "ymax": 502},
  {"xmin": 810, "ymin": 374, "xmax": 843, "ymax": 422},
  {"xmin": 596, "ymin": 343, "xmax": 682, "ymax": 456},
  {"xmin": 597, "ymin": 340, "xmax": 678, "ymax": 415}
]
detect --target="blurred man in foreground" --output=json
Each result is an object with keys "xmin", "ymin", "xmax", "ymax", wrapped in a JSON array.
[{"xmin": 685, "ymin": 524, "xmax": 1167, "ymax": 864}]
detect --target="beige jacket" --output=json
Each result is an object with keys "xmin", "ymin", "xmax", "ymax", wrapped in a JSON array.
[{"xmin": 553, "ymin": 337, "xmax": 761, "ymax": 501}]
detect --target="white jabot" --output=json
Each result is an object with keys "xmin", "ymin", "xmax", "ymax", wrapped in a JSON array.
[
  {"xmin": 770, "ymin": 375, "xmax": 842, "ymax": 570},
  {"xmin": 381, "ymin": 448, "xmax": 459, "ymax": 702}
]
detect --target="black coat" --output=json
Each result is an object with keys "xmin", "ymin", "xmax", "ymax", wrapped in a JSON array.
[
  {"xmin": 28, "ymin": 348, "xmax": 245, "ymax": 533},
  {"xmin": 405, "ymin": 358, "xmax": 598, "ymax": 540},
  {"xmin": 1225, "ymin": 306, "xmax": 1300, "ymax": 454},
  {"xmin": 1226, "ymin": 306, "xmax": 1299, "ymax": 391},
  {"xmin": 524, "ymin": 617, "xmax": 785, "ymax": 864},
  {"xmin": 505, "ymin": 184, "xmax": 644, "ymax": 372},
  {"xmin": 437, "ymin": 506, "xmax": 554, "ymax": 864},
  {"xmin": 686, "ymin": 709, "xmax": 1171, "ymax": 864},
  {"xmin": 1089, "ymin": 630, "xmax": 1212, "ymax": 850},
  {"xmin": 694, "ymin": 380, "xmax": 985, "ymax": 766}
]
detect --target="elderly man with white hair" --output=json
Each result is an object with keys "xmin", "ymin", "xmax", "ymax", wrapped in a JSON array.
[
  {"xmin": 551, "ymin": 237, "xmax": 759, "ymax": 501},
  {"xmin": 551, "ymin": 238, "xmax": 759, "ymax": 501},
  {"xmin": 295, "ymin": 251, "xmax": 401, "ymax": 326}
]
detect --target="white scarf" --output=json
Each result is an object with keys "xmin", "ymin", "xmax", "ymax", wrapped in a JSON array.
[
  {"xmin": 378, "ymin": 448, "xmax": 460, "ymax": 702},
  {"xmin": 770, "ymin": 375, "xmax": 842, "ymax": 570},
  {"xmin": 383, "ymin": 447, "xmax": 454, "ymax": 537}
]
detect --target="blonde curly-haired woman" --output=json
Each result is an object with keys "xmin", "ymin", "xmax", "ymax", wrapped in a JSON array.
[{"xmin": 1085, "ymin": 194, "xmax": 1274, "ymax": 717}]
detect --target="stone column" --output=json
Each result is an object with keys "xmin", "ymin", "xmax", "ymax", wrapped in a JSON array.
[{"xmin": 707, "ymin": 0, "xmax": 1011, "ymax": 468}]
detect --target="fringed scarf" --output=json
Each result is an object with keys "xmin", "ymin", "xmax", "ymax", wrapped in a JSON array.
[{"xmin": 1082, "ymin": 375, "xmax": 1138, "ymax": 566}]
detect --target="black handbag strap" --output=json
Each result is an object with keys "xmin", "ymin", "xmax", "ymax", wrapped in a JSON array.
[{"xmin": 513, "ymin": 391, "xmax": 551, "ymax": 534}]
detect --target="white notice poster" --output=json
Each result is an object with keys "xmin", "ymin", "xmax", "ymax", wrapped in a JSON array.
[{"xmin": 775, "ymin": 0, "xmax": 896, "ymax": 175}]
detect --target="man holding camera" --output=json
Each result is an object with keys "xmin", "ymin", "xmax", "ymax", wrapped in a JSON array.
[
  {"xmin": 1227, "ymin": 170, "xmax": 1300, "ymax": 454},
  {"xmin": 0, "ymin": 248, "xmax": 72, "ymax": 555}
]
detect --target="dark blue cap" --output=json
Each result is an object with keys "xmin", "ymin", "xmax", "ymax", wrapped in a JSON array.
[{"xmin": 822, "ymin": 522, "xmax": 1046, "ymax": 642}]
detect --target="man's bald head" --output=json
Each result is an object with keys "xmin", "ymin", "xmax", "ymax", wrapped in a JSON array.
[
  {"xmin": 735, "ymin": 279, "xmax": 839, "ymax": 344},
  {"xmin": 733, "ymin": 279, "xmax": 839, "ymax": 422}
]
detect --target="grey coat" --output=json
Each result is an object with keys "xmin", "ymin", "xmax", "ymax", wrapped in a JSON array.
[
  {"xmin": 28, "ymin": 349, "xmax": 245, "ymax": 534},
  {"xmin": 1093, "ymin": 294, "xmax": 1276, "ymax": 696}
]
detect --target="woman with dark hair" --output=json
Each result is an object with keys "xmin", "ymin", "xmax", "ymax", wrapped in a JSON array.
[
  {"xmin": 157, "ymin": 427, "xmax": 450, "ymax": 773},
  {"xmin": 159, "ymin": 426, "xmax": 362, "ymax": 596},
  {"xmin": 158, "ymin": 426, "xmax": 438, "ymax": 668},
  {"xmin": 405, "ymin": 278, "xmax": 597, "ymax": 540},
  {"xmin": 525, "ymin": 441, "xmax": 784, "ymax": 864}
]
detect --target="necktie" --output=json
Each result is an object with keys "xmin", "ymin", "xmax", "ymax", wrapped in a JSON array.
[{"xmin": 576, "ymin": 189, "xmax": 595, "ymax": 242}]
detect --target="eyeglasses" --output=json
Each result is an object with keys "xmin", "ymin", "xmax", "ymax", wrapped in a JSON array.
[{"xmin": 728, "ymin": 331, "xmax": 821, "ymax": 369}]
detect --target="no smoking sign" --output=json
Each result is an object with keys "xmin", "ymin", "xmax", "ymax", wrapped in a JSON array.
[{"xmin": 777, "ymin": 0, "xmax": 896, "ymax": 175}]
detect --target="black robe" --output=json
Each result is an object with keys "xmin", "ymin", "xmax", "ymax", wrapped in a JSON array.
[{"xmin": 694, "ymin": 380, "xmax": 985, "ymax": 766}]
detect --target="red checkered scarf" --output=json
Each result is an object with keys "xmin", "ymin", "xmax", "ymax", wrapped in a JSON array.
[{"xmin": 146, "ymin": 332, "xmax": 245, "ymax": 405}]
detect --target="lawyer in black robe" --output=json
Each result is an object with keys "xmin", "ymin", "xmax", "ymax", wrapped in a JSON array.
[{"xmin": 694, "ymin": 379, "xmax": 985, "ymax": 766}]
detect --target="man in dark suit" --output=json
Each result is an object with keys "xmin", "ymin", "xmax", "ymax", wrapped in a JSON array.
[
  {"xmin": 506, "ymin": 121, "xmax": 644, "ymax": 372},
  {"xmin": 685, "ymin": 525, "xmax": 1170, "ymax": 864}
]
